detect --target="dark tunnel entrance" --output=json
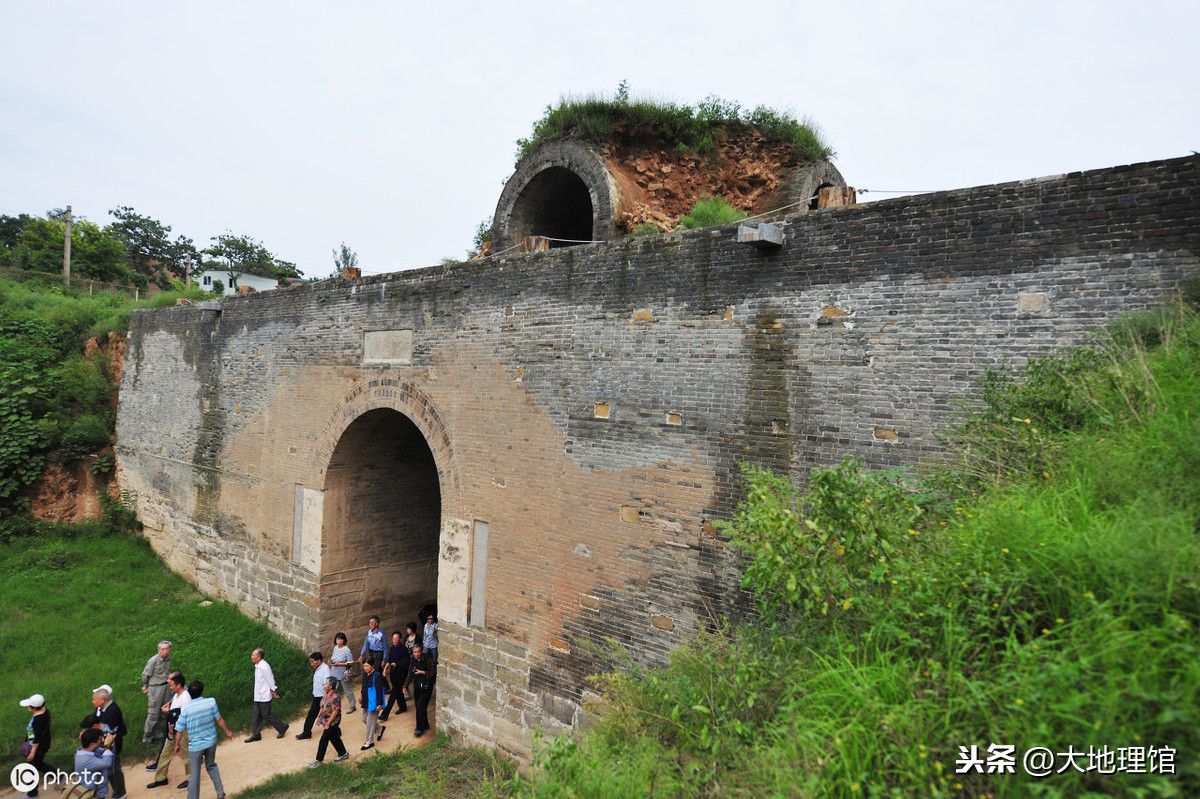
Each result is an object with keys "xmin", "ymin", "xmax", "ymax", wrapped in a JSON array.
[
  {"xmin": 320, "ymin": 408, "xmax": 440, "ymax": 644},
  {"xmin": 509, "ymin": 166, "xmax": 595, "ymax": 247}
]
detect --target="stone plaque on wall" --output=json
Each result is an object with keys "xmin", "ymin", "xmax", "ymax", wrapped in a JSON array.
[{"xmin": 363, "ymin": 329, "xmax": 413, "ymax": 365}]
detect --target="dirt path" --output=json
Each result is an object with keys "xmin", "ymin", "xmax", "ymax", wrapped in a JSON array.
[{"xmin": 4, "ymin": 706, "xmax": 435, "ymax": 799}]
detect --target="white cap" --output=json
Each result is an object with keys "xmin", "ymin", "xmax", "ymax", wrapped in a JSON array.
[
  {"xmin": 92, "ymin": 684, "xmax": 113, "ymax": 695},
  {"xmin": 19, "ymin": 694, "xmax": 45, "ymax": 708}
]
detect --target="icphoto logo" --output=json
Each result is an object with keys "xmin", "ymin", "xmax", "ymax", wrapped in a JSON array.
[
  {"xmin": 10, "ymin": 763, "xmax": 39, "ymax": 792},
  {"xmin": 9, "ymin": 765, "xmax": 98, "ymax": 793}
]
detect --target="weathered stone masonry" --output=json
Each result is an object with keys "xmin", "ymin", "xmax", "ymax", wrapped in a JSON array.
[{"xmin": 115, "ymin": 156, "xmax": 1198, "ymax": 759}]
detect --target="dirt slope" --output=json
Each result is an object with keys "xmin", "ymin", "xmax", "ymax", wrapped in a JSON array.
[{"xmin": 603, "ymin": 126, "xmax": 800, "ymax": 232}]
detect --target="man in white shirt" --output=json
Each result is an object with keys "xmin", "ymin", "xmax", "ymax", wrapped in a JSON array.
[
  {"xmin": 245, "ymin": 648, "xmax": 288, "ymax": 742},
  {"xmin": 146, "ymin": 671, "xmax": 191, "ymax": 790},
  {"xmin": 295, "ymin": 652, "xmax": 331, "ymax": 740}
]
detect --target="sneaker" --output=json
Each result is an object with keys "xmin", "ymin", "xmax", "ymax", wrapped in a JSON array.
[
  {"xmin": 414, "ymin": 729, "xmax": 424, "ymax": 738},
  {"xmin": 295, "ymin": 732, "xmax": 312, "ymax": 740},
  {"xmin": 146, "ymin": 763, "xmax": 159, "ymax": 771},
  {"xmin": 334, "ymin": 753, "xmax": 350, "ymax": 762},
  {"xmin": 376, "ymin": 725, "xmax": 386, "ymax": 741},
  {"xmin": 276, "ymin": 724, "xmax": 290, "ymax": 739},
  {"xmin": 176, "ymin": 781, "xmax": 188, "ymax": 789},
  {"xmin": 360, "ymin": 742, "xmax": 374, "ymax": 751},
  {"xmin": 147, "ymin": 780, "xmax": 169, "ymax": 789},
  {"xmin": 378, "ymin": 714, "xmax": 389, "ymax": 722},
  {"xmin": 244, "ymin": 735, "xmax": 262, "ymax": 743},
  {"xmin": 307, "ymin": 762, "xmax": 321, "ymax": 770}
]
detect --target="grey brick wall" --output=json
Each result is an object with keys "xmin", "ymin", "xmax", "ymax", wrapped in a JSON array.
[{"xmin": 116, "ymin": 155, "xmax": 1199, "ymax": 758}]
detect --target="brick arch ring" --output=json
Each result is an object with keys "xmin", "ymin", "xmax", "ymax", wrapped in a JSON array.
[
  {"xmin": 492, "ymin": 140, "xmax": 622, "ymax": 251},
  {"xmin": 311, "ymin": 377, "xmax": 461, "ymax": 504}
]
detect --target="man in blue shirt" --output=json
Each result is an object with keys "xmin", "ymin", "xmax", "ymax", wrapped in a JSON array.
[
  {"xmin": 358, "ymin": 616, "xmax": 386, "ymax": 667},
  {"xmin": 74, "ymin": 728, "xmax": 115, "ymax": 798},
  {"xmin": 174, "ymin": 681, "xmax": 233, "ymax": 799}
]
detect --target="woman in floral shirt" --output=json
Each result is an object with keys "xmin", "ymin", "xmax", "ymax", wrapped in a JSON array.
[{"xmin": 308, "ymin": 678, "xmax": 349, "ymax": 768}]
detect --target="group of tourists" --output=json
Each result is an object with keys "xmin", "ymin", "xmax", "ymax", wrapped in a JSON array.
[
  {"xmin": 14, "ymin": 611, "xmax": 440, "ymax": 798},
  {"xmin": 296, "ymin": 613, "xmax": 438, "ymax": 769}
]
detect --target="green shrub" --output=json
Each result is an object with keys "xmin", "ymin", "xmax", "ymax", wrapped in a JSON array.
[
  {"xmin": 941, "ymin": 305, "xmax": 1194, "ymax": 491},
  {"xmin": 89, "ymin": 449, "xmax": 115, "ymax": 476},
  {"xmin": 676, "ymin": 196, "xmax": 746, "ymax": 230},
  {"xmin": 0, "ymin": 277, "xmax": 224, "ymax": 517},
  {"xmin": 58, "ymin": 413, "xmax": 110, "ymax": 463},
  {"xmin": 51, "ymin": 354, "xmax": 112, "ymax": 415},
  {"xmin": 630, "ymin": 222, "xmax": 661, "ymax": 237}
]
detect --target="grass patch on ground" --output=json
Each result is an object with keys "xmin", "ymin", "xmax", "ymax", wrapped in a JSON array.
[
  {"xmin": 235, "ymin": 733, "xmax": 513, "ymax": 799},
  {"xmin": 676, "ymin": 196, "xmax": 747, "ymax": 230},
  {"xmin": 516, "ymin": 304, "xmax": 1200, "ymax": 797},
  {"xmin": 516, "ymin": 82, "xmax": 834, "ymax": 164},
  {"xmin": 0, "ymin": 524, "xmax": 309, "ymax": 769}
]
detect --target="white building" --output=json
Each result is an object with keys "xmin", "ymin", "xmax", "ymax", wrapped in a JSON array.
[{"xmin": 197, "ymin": 270, "xmax": 279, "ymax": 296}]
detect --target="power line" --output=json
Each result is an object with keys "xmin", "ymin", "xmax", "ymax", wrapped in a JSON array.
[{"xmin": 857, "ymin": 188, "xmax": 940, "ymax": 194}]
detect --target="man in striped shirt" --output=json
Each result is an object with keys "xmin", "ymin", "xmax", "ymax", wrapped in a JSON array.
[{"xmin": 174, "ymin": 681, "xmax": 233, "ymax": 799}]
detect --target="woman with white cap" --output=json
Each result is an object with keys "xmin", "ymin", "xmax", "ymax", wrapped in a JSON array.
[{"xmin": 19, "ymin": 692, "xmax": 51, "ymax": 798}]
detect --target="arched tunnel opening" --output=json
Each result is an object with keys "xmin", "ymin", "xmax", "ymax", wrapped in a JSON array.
[
  {"xmin": 509, "ymin": 166, "xmax": 595, "ymax": 247},
  {"xmin": 320, "ymin": 408, "xmax": 440, "ymax": 643},
  {"xmin": 810, "ymin": 182, "xmax": 835, "ymax": 210}
]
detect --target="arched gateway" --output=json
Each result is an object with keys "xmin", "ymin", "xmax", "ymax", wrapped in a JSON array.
[
  {"xmin": 311, "ymin": 380, "xmax": 465, "ymax": 646},
  {"xmin": 320, "ymin": 408, "xmax": 440, "ymax": 640}
]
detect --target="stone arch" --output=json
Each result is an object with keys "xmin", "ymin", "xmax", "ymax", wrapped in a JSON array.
[
  {"xmin": 493, "ymin": 141, "xmax": 622, "ymax": 250},
  {"xmin": 312, "ymin": 379, "xmax": 460, "ymax": 500},
  {"xmin": 778, "ymin": 159, "xmax": 849, "ymax": 213},
  {"xmin": 312, "ymin": 380, "xmax": 461, "ymax": 644}
]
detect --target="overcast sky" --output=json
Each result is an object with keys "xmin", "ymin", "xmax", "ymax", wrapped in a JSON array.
[{"xmin": 2, "ymin": 1, "xmax": 1196, "ymax": 278}]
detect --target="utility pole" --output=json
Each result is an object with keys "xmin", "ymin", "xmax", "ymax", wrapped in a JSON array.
[{"xmin": 62, "ymin": 205, "xmax": 73, "ymax": 289}]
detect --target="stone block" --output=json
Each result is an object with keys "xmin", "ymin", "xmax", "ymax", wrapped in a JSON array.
[
  {"xmin": 736, "ymin": 222, "xmax": 784, "ymax": 249},
  {"xmin": 1018, "ymin": 291, "xmax": 1051, "ymax": 313}
]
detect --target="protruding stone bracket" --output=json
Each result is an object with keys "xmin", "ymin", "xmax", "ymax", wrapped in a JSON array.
[{"xmin": 737, "ymin": 222, "xmax": 784, "ymax": 250}]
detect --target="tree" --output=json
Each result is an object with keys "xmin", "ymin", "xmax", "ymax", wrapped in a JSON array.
[
  {"xmin": 0, "ymin": 214, "xmax": 32, "ymax": 252},
  {"xmin": 107, "ymin": 206, "xmax": 173, "ymax": 276},
  {"xmin": 205, "ymin": 232, "xmax": 303, "ymax": 287},
  {"xmin": 464, "ymin": 217, "xmax": 493, "ymax": 259},
  {"xmin": 206, "ymin": 233, "xmax": 271, "ymax": 290},
  {"xmin": 332, "ymin": 242, "xmax": 359, "ymax": 273},
  {"xmin": 169, "ymin": 234, "xmax": 200, "ymax": 280},
  {"xmin": 9, "ymin": 216, "xmax": 126, "ymax": 281},
  {"xmin": 272, "ymin": 257, "xmax": 302, "ymax": 281}
]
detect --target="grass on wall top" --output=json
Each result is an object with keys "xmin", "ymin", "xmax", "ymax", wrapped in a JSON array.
[{"xmin": 515, "ymin": 82, "xmax": 834, "ymax": 165}]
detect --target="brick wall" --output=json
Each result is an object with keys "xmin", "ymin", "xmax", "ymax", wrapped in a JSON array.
[{"xmin": 116, "ymin": 155, "xmax": 1199, "ymax": 758}]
